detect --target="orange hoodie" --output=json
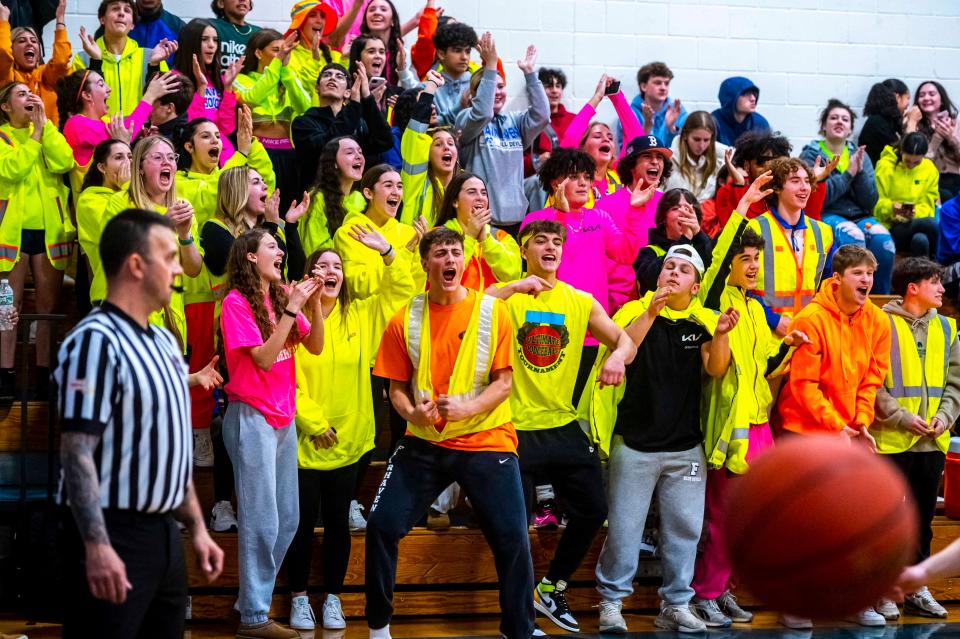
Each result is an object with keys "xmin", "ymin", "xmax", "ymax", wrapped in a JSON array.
[{"xmin": 775, "ymin": 279, "xmax": 891, "ymax": 434}]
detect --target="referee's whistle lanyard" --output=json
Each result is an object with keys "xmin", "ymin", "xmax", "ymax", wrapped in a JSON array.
[{"xmin": 769, "ymin": 205, "xmax": 807, "ymax": 254}]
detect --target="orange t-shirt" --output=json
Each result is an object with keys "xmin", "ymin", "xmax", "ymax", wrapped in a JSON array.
[{"xmin": 373, "ymin": 290, "xmax": 517, "ymax": 453}]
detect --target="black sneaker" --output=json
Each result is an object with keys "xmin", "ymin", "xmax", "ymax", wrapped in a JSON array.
[{"xmin": 534, "ymin": 578, "xmax": 579, "ymax": 632}]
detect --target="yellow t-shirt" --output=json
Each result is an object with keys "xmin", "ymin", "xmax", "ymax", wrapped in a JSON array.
[{"xmin": 502, "ymin": 280, "xmax": 594, "ymax": 431}]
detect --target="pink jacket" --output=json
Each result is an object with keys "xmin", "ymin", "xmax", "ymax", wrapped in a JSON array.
[
  {"xmin": 63, "ymin": 101, "xmax": 152, "ymax": 167},
  {"xmin": 188, "ymin": 83, "xmax": 237, "ymax": 165},
  {"xmin": 560, "ymin": 90, "xmax": 644, "ymax": 159},
  {"xmin": 601, "ymin": 187, "xmax": 661, "ymax": 313},
  {"xmin": 521, "ymin": 204, "xmax": 645, "ymax": 344}
]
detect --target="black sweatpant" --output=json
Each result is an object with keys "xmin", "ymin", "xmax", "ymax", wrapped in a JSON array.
[
  {"xmin": 286, "ymin": 459, "xmax": 364, "ymax": 594},
  {"xmin": 61, "ymin": 509, "xmax": 187, "ymax": 639},
  {"xmin": 889, "ymin": 450, "xmax": 946, "ymax": 562},
  {"xmin": 518, "ymin": 421, "xmax": 607, "ymax": 583},
  {"xmin": 365, "ymin": 436, "xmax": 534, "ymax": 639}
]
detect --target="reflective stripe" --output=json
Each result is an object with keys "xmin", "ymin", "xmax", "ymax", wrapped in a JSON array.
[
  {"xmin": 0, "ymin": 244, "xmax": 16, "ymax": 262},
  {"xmin": 887, "ymin": 314, "xmax": 954, "ymax": 400},
  {"xmin": 473, "ymin": 295, "xmax": 494, "ymax": 394},
  {"xmin": 730, "ymin": 427, "xmax": 750, "ymax": 440},
  {"xmin": 887, "ymin": 315, "xmax": 906, "ymax": 398},
  {"xmin": 402, "ymin": 159, "xmax": 429, "ymax": 176},
  {"xmin": 407, "ymin": 294, "xmax": 428, "ymax": 401},
  {"xmin": 755, "ymin": 216, "xmax": 778, "ymax": 309},
  {"xmin": 48, "ymin": 242, "xmax": 72, "ymax": 259},
  {"xmin": 810, "ymin": 222, "xmax": 826, "ymax": 283}
]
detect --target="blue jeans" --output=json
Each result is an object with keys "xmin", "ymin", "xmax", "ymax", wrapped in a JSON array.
[
  {"xmin": 365, "ymin": 436, "xmax": 534, "ymax": 639},
  {"xmin": 222, "ymin": 401, "xmax": 300, "ymax": 625},
  {"xmin": 823, "ymin": 215, "xmax": 895, "ymax": 294}
]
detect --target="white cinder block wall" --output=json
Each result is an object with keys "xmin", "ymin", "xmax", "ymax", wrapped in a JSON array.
[{"xmin": 58, "ymin": 0, "xmax": 960, "ymax": 151}]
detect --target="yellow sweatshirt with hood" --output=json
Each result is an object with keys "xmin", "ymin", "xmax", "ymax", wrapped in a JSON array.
[{"xmin": 874, "ymin": 145, "xmax": 940, "ymax": 225}]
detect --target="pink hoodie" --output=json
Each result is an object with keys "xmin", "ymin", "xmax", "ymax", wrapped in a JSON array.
[
  {"xmin": 63, "ymin": 101, "xmax": 152, "ymax": 167},
  {"xmin": 600, "ymin": 187, "xmax": 662, "ymax": 312},
  {"xmin": 521, "ymin": 204, "xmax": 645, "ymax": 344}
]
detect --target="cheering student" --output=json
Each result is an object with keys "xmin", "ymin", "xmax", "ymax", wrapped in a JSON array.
[
  {"xmin": 367, "ymin": 227, "xmax": 534, "ymax": 639},
  {"xmin": 219, "ymin": 227, "xmax": 324, "ymax": 639}
]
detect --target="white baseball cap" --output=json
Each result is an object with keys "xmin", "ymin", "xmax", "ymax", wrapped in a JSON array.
[{"xmin": 664, "ymin": 244, "xmax": 705, "ymax": 276}]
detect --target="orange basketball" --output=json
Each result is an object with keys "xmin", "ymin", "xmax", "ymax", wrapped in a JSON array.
[{"xmin": 725, "ymin": 436, "xmax": 918, "ymax": 618}]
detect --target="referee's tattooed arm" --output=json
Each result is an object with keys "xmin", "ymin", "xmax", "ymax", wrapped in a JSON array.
[{"xmin": 61, "ymin": 432, "xmax": 110, "ymax": 545}]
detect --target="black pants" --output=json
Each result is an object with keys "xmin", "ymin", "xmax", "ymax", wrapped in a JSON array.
[
  {"xmin": 518, "ymin": 421, "xmax": 607, "ymax": 583},
  {"xmin": 889, "ymin": 450, "xmax": 945, "ymax": 562},
  {"xmin": 365, "ymin": 436, "xmax": 534, "ymax": 639},
  {"xmin": 891, "ymin": 217, "xmax": 940, "ymax": 258},
  {"xmin": 211, "ymin": 413, "xmax": 235, "ymax": 503},
  {"xmin": 286, "ymin": 459, "xmax": 365, "ymax": 593},
  {"xmin": 61, "ymin": 509, "xmax": 187, "ymax": 639}
]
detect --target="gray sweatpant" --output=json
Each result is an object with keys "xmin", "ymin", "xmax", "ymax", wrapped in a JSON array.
[
  {"xmin": 595, "ymin": 437, "xmax": 706, "ymax": 606},
  {"xmin": 222, "ymin": 401, "xmax": 300, "ymax": 624}
]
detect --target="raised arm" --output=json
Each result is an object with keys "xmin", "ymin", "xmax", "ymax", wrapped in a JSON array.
[{"xmin": 587, "ymin": 297, "xmax": 637, "ymax": 386}]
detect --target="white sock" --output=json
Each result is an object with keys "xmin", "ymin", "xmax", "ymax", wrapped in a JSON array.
[
  {"xmin": 535, "ymin": 484, "xmax": 555, "ymax": 502},
  {"xmin": 370, "ymin": 624, "xmax": 391, "ymax": 639}
]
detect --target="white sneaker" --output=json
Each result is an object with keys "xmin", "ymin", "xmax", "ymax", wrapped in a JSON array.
[
  {"xmin": 349, "ymin": 500, "xmax": 367, "ymax": 531},
  {"xmin": 193, "ymin": 428, "xmax": 214, "ymax": 467},
  {"xmin": 369, "ymin": 623, "xmax": 391, "ymax": 639},
  {"xmin": 290, "ymin": 594, "xmax": 316, "ymax": 630},
  {"xmin": 323, "ymin": 593, "xmax": 347, "ymax": 630},
  {"xmin": 209, "ymin": 500, "xmax": 238, "ymax": 532},
  {"xmin": 598, "ymin": 599, "xmax": 627, "ymax": 633},
  {"xmin": 779, "ymin": 613, "xmax": 813, "ymax": 629},
  {"xmin": 846, "ymin": 607, "xmax": 886, "ymax": 626},
  {"xmin": 905, "ymin": 585, "xmax": 948, "ymax": 618},
  {"xmin": 655, "ymin": 603, "xmax": 707, "ymax": 633},
  {"xmin": 874, "ymin": 597, "xmax": 900, "ymax": 620}
]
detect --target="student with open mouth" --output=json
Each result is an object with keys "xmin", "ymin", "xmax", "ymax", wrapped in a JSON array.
[
  {"xmin": 397, "ymin": 69, "xmax": 457, "ymax": 227},
  {"xmin": 0, "ymin": 82, "xmax": 75, "ymax": 399},
  {"xmin": 285, "ymin": 229, "xmax": 419, "ymax": 632},
  {"xmin": 104, "ymin": 135, "xmax": 203, "ymax": 355},
  {"xmin": 284, "ymin": 0, "xmax": 346, "ymax": 107},
  {"xmin": 334, "ymin": 163, "xmax": 425, "ymax": 299},
  {"xmin": 171, "ymin": 17, "xmax": 243, "ymax": 165},
  {"xmin": 0, "ymin": 0, "xmax": 71, "ymax": 126},
  {"xmin": 219, "ymin": 227, "xmax": 324, "ymax": 639}
]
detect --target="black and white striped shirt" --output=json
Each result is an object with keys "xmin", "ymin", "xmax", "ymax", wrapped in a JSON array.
[{"xmin": 55, "ymin": 303, "xmax": 192, "ymax": 513}]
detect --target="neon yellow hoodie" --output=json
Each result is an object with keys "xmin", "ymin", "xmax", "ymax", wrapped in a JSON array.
[
  {"xmin": 295, "ymin": 247, "xmax": 417, "ymax": 470},
  {"xmin": 76, "ymin": 185, "xmax": 119, "ymax": 302},
  {"xmin": 233, "ymin": 58, "xmax": 312, "ymax": 124},
  {"xmin": 399, "ymin": 118, "xmax": 443, "ymax": 227},
  {"xmin": 333, "ymin": 209, "xmax": 425, "ymax": 300},
  {"xmin": 72, "ymin": 37, "xmax": 152, "ymax": 116},
  {"xmin": 874, "ymin": 145, "xmax": 940, "ymax": 225},
  {"xmin": 175, "ymin": 138, "xmax": 276, "ymax": 229},
  {"xmin": 300, "ymin": 189, "xmax": 366, "ymax": 255}
]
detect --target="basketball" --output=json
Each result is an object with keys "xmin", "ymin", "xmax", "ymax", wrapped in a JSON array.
[{"xmin": 725, "ymin": 436, "xmax": 919, "ymax": 618}]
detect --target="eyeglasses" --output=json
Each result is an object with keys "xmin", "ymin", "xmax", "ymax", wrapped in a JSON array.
[
  {"xmin": 146, "ymin": 153, "xmax": 179, "ymax": 164},
  {"xmin": 319, "ymin": 70, "xmax": 348, "ymax": 81}
]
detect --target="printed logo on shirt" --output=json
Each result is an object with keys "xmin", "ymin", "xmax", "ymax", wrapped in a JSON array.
[
  {"xmin": 681, "ymin": 332, "xmax": 703, "ymax": 349},
  {"xmin": 275, "ymin": 348, "xmax": 293, "ymax": 364},
  {"xmin": 516, "ymin": 310, "xmax": 569, "ymax": 373},
  {"xmin": 481, "ymin": 124, "xmax": 524, "ymax": 152}
]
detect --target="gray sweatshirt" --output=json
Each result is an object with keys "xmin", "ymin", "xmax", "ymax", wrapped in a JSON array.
[
  {"xmin": 874, "ymin": 300, "xmax": 960, "ymax": 452},
  {"xmin": 455, "ymin": 69, "xmax": 549, "ymax": 225},
  {"xmin": 433, "ymin": 69, "xmax": 472, "ymax": 126}
]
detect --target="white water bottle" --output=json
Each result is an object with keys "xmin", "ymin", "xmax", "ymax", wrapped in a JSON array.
[{"xmin": 0, "ymin": 279, "xmax": 14, "ymax": 331}]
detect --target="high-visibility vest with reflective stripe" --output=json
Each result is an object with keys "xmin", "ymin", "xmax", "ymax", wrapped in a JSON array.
[
  {"xmin": 403, "ymin": 291, "xmax": 512, "ymax": 442},
  {"xmin": 748, "ymin": 213, "xmax": 832, "ymax": 315},
  {"xmin": 874, "ymin": 313, "xmax": 956, "ymax": 454}
]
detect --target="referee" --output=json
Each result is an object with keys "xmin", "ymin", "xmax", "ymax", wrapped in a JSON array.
[{"xmin": 56, "ymin": 209, "xmax": 224, "ymax": 638}]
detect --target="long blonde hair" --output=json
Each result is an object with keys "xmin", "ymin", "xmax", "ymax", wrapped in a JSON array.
[
  {"xmin": 677, "ymin": 111, "xmax": 718, "ymax": 193},
  {"xmin": 216, "ymin": 166, "xmax": 255, "ymax": 237},
  {"xmin": 130, "ymin": 136, "xmax": 177, "ymax": 211}
]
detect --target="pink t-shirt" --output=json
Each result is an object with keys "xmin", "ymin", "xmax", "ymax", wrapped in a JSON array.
[
  {"xmin": 601, "ymin": 188, "xmax": 661, "ymax": 313},
  {"xmin": 63, "ymin": 101, "xmax": 152, "ymax": 167},
  {"xmin": 220, "ymin": 289, "xmax": 311, "ymax": 428},
  {"xmin": 520, "ymin": 205, "xmax": 644, "ymax": 345}
]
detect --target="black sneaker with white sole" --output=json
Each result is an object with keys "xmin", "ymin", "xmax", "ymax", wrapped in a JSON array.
[{"xmin": 533, "ymin": 578, "xmax": 579, "ymax": 632}]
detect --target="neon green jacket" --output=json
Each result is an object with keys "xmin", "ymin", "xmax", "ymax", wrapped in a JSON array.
[
  {"xmin": 76, "ymin": 185, "xmax": 117, "ymax": 302},
  {"xmin": 578, "ymin": 292, "xmax": 723, "ymax": 460},
  {"xmin": 234, "ymin": 58, "xmax": 312, "ymax": 124},
  {"xmin": 300, "ymin": 189, "xmax": 366, "ymax": 255},
  {"xmin": 399, "ymin": 117, "xmax": 442, "ymax": 227},
  {"xmin": 295, "ymin": 247, "xmax": 417, "ymax": 469},
  {"xmin": 0, "ymin": 122, "xmax": 75, "ymax": 273},
  {"xmin": 175, "ymin": 139, "xmax": 276, "ymax": 229},
  {"xmin": 72, "ymin": 37, "xmax": 154, "ymax": 116},
  {"xmin": 874, "ymin": 145, "xmax": 940, "ymax": 225}
]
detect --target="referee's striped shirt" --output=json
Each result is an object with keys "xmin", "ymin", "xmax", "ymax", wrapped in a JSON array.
[{"xmin": 55, "ymin": 302, "xmax": 192, "ymax": 514}]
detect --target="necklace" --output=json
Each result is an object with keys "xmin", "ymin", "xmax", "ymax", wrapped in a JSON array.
[{"xmin": 230, "ymin": 21, "xmax": 252, "ymax": 36}]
